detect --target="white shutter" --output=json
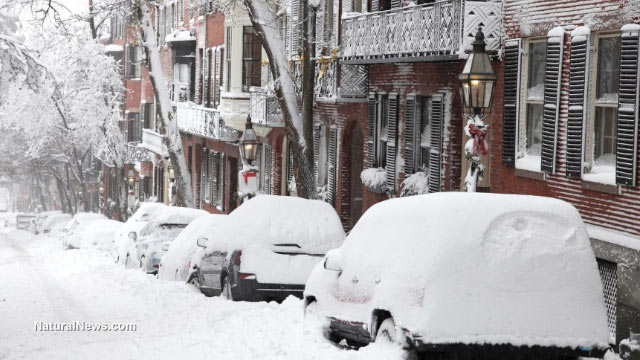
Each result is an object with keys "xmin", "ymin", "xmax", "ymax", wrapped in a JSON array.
[
  {"xmin": 264, "ymin": 144, "xmax": 272, "ymax": 194},
  {"xmin": 327, "ymin": 127, "xmax": 338, "ymax": 205},
  {"xmin": 256, "ymin": 144, "xmax": 263, "ymax": 190},
  {"xmin": 502, "ymin": 39, "xmax": 521, "ymax": 166},
  {"xmin": 202, "ymin": 48, "xmax": 209, "ymax": 106},
  {"xmin": 201, "ymin": 148, "xmax": 208, "ymax": 204},
  {"xmin": 566, "ymin": 30, "xmax": 590, "ymax": 178},
  {"xmin": 616, "ymin": 26, "xmax": 640, "ymax": 186},
  {"xmin": 313, "ymin": 124, "xmax": 321, "ymax": 184},
  {"xmin": 404, "ymin": 94, "xmax": 417, "ymax": 174},
  {"xmin": 428, "ymin": 93, "xmax": 444, "ymax": 193},
  {"xmin": 290, "ymin": 0, "xmax": 301, "ymax": 57},
  {"xmin": 385, "ymin": 93, "xmax": 398, "ymax": 192},
  {"xmin": 541, "ymin": 29, "xmax": 565, "ymax": 174},
  {"xmin": 211, "ymin": 151, "xmax": 218, "ymax": 204},
  {"xmin": 367, "ymin": 93, "xmax": 376, "ymax": 167},
  {"xmin": 215, "ymin": 47, "xmax": 223, "ymax": 107},
  {"xmin": 316, "ymin": 5, "xmax": 324, "ymax": 56}
]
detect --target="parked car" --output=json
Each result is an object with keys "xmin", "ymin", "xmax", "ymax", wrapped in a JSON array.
[
  {"xmin": 303, "ymin": 192, "xmax": 610, "ymax": 358},
  {"xmin": 195, "ymin": 195, "xmax": 345, "ymax": 302},
  {"xmin": 61, "ymin": 213, "xmax": 106, "ymax": 249},
  {"xmin": 134, "ymin": 207, "xmax": 208, "ymax": 274},
  {"xmin": 16, "ymin": 214, "xmax": 36, "ymax": 231},
  {"xmin": 66, "ymin": 219, "xmax": 123, "ymax": 251},
  {"xmin": 157, "ymin": 214, "xmax": 226, "ymax": 284},
  {"xmin": 41, "ymin": 213, "xmax": 72, "ymax": 236},
  {"xmin": 34, "ymin": 211, "xmax": 62, "ymax": 234},
  {"xmin": 113, "ymin": 202, "xmax": 168, "ymax": 267}
]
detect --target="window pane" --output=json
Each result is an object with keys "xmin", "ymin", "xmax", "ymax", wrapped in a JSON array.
[
  {"xmin": 596, "ymin": 36, "xmax": 621, "ymax": 101},
  {"xmin": 526, "ymin": 103, "xmax": 543, "ymax": 156},
  {"xmin": 594, "ymin": 106, "xmax": 618, "ymax": 163},
  {"xmin": 419, "ymin": 98, "xmax": 431, "ymax": 170},
  {"xmin": 527, "ymin": 42, "xmax": 546, "ymax": 100}
]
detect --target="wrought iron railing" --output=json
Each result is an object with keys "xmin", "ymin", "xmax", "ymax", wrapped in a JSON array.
[
  {"xmin": 124, "ymin": 143, "xmax": 152, "ymax": 164},
  {"xmin": 249, "ymin": 88, "xmax": 285, "ymax": 127},
  {"xmin": 176, "ymin": 102, "xmax": 241, "ymax": 141},
  {"xmin": 341, "ymin": 0, "xmax": 502, "ymax": 63}
]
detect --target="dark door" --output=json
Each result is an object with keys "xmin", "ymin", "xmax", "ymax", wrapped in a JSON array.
[
  {"xmin": 229, "ymin": 157, "xmax": 238, "ymax": 212},
  {"xmin": 349, "ymin": 124, "xmax": 364, "ymax": 229}
]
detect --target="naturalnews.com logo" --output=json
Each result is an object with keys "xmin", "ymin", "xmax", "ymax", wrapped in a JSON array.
[{"xmin": 34, "ymin": 321, "xmax": 137, "ymax": 332}]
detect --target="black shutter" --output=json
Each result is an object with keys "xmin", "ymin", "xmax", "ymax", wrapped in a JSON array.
[
  {"xmin": 313, "ymin": 124, "xmax": 321, "ymax": 184},
  {"xmin": 385, "ymin": 93, "xmax": 398, "ymax": 192},
  {"xmin": 327, "ymin": 127, "xmax": 338, "ymax": 205},
  {"xmin": 264, "ymin": 144, "xmax": 272, "ymax": 194},
  {"xmin": 203, "ymin": 48, "xmax": 209, "ymax": 106},
  {"xmin": 616, "ymin": 27, "xmax": 640, "ymax": 186},
  {"xmin": 200, "ymin": 148, "xmax": 208, "ymax": 205},
  {"xmin": 428, "ymin": 93, "xmax": 444, "ymax": 193},
  {"xmin": 502, "ymin": 39, "xmax": 521, "ymax": 166},
  {"xmin": 256, "ymin": 144, "xmax": 263, "ymax": 190},
  {"xmin": 566, "ymin": 31, "xmax": 590, "ymax": 178},
  {"xmin": 140, "ymin": 103, "xmax": 146, "ymax": 132},
  {"xmin": 404, "ymin": 94, "xmax": 417, "ymax": 175},
  {"xmin": 287, "ymin": 144, "xmax": 294, "ymax": 189},
  {"xmin": 541, "ymin": 31, "xmax": 565, "ymax": 174},
  {"xmin": 367, "ymin": 93, "xmax": 376, "ymax": 167},
  {"xmin": 390, "ymin": 0, "xmax": 401, "ymax": 8},
  {"xmin": 211, "ymin": 151, "xmax": 218, "ymax": 205}
]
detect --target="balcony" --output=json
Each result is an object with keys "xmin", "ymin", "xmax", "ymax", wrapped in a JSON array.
[
  {"xmin": 176, "ymin": 103, "xmax": 241, "ymax": 141},
  {"xmin": 341, "ymin": 0, "xmax": 502, "ymax": 64},
  {"xmin": 249, "ymin": 88, "xmax": 285, "ymax": 128},
  {"xmin": 124, "ymin": 143, "xmax": 152, "ymax": 164},
  {"xmin": 141, "ymin": 128, "xmax": 167, "ymax": 156}
]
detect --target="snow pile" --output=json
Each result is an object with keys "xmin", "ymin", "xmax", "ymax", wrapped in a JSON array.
[
  {"xmin": 205, "ymin": 195, "xmax": 345, "ymax": 283},
  {"xmin": 360, "ymin": 167, "xmax": 386, "ymax": 192},
  {"xmin": 158, "ymin": 214, "xmax": 227, "ymax": 281},
  {"xmin": 41, "ymin": 213, "xmax": 71, "ymax": 235},
  {"xmin": 145, "ymin": 206, "xmax": 208, "ymax": 227},
  {"xmin": 165, "ymin": 30, "xmax": 195, "ymax": 43},
  {"xmin": 306, "ymin": 192, "xmax": 609, "ymax": 349},
  {"xmin": 400, "ymin": 171, "xmax": 429, "ymax": 197}
]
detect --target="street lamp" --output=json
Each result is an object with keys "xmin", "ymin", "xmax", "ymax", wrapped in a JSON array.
[
  {"xmin": 240, "ymin": 116, "xmax": 259, "ymax": 166},
  {"xmin": 458, "ymin": 27, "xmax": 496, "ymax": 192},
  {"xmin": 167, "ymin": 163, "xmax": 175, "ymax": 181},
  {"xmin": 127, "ymin": 170, "xmax": 135, "ymax": 188}
]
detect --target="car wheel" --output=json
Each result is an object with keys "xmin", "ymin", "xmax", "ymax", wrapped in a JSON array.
[
  {"xmin": 140, "ymin": 256, "xmax": 145, "ymax": 269},
  {"xmin": 304, "ymin": 301, "xmax": 319, "ymax": 317},
  {"xmin": 125, "ymin": 254, "xmax": 131, "ymax": 268},
  {"xmin": 221, "ymin": 276, "xmax": 233, "ymax": 301},
  {"xmin": 188, "ymin": 274, "xmax": 200, "ymax": 289},
  {"xmin": 375, "ymin": 317, "xmax": 417, "ymax": 359}
]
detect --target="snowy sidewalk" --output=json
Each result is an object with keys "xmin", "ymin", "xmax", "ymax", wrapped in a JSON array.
[{"xmin": 0, "ymin": 229, "xmax": 402, "ymax": 360}]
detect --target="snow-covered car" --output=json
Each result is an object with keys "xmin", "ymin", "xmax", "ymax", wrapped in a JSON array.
[
  {"xmin": 303, "ymin": 192, "xmax": 610, "ymax": 358},
  {"xmin": 157, "ymin": 214, "xmax": 226, "ymax": 283},
  {"xmin": 41, "ymin": 213, "xmax": 71, "ymax": 236},
  {"xmin": 66, "ymin": 219, "xmax": 123, "ymax": 251},
  {"xmin": 34, "ymin": 210, "xmax": 62, "ymax": 234},
  {"xmin": 113, "ymin": 202, "xmax": 168, "ymax": 267},
  {"xmin": 16, "ymin": 214, "xmax": 36, "ymax": 231},
  {"xmin": 196, "ymin": 195, "xmax": 345, "ymax": 301},
  {"xmin": 134, "ymin": 207, "xmax": 208, "ymax": 274},
  {"xmin": 61, "ymin": 212, "xmax": 106, "ymax": 249}
]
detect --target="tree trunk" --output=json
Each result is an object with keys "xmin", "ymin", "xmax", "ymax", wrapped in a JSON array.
[
  {"xmin": 134, "ymin": 1, "xmax": 194, "ymax": 208},
  {"xmin": 299, "ymin": 1, "xmax": 317, "ymax": 198},
  {"xmin": 34, "ymin": 171, "xmax": 48, "ymax": 211},
  {"xmin": 88, "ymin": 0, "xmax": 97, "ymax": 40}
]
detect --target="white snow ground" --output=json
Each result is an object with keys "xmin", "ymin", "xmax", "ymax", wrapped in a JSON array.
[{"xmin": 0, "ymin": 228, "xmax": 403, "ymax": 360}]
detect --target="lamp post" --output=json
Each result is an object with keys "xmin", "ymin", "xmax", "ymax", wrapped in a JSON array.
[
  {"xmin": 167, "ymin": 164, "xmax": 175, "ymax": 182},
  {"xmin": 458, "ymin": 28, "xmax": 497, "ymax": 192},
  {"xmin": 127, "ymin": 170, "xmax": 135, "ymax": 189},
  {"xmin": 239, "ymin": 116, "xmax": 259, "ymax": 201}
]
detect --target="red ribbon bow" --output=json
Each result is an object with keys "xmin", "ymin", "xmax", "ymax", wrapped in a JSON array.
[
  {"xmin": 468, "ymin": 124, "xmax": 487, "ymax": 156},
  {"xmin": 242, "ymin": 171, "xmax": 257, "ymax": 185}
]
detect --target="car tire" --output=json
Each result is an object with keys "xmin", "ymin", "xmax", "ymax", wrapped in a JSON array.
[
  {"xmin": 221, "ymin": 276, "xmax": 233, "ymax": 301},
  {"xmin": 375, "ymin": 317, "xmax": 417, "ymax": 359},
  {"xmin": 140, "ymin": 256, "xmax": 145, "ymax": 269},
  {"xmin": 125, "ymin": 254, "xmax": 131, "ymax": 268},
  {"xmin": 304, "ymin": 301, "xmax": 319, "ymax": 317}
]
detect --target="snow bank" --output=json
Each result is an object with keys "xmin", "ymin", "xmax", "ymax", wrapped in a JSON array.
[
  {"xmin": 307, "ymin": 192, "xmax": 609, "ymax": 349},
  {"xmin": 587, "ymin": 224, "xmax": 640, "ymax": 251},
  {"xmin": 158, "ymin": 214, "xmax": 227, "ymax": 281}
]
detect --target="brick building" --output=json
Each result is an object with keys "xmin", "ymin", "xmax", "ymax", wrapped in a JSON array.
[{"xmin": 494, "ymin": 0, "xmax": 640, "ymax": 344}]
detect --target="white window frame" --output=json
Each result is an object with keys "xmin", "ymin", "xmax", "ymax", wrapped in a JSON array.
[
  {"xmin": 584, "ymin": 31, "xmax": 621, "ymax": 185},
  {"xmin": 516, "ymin": 37, "xmax": 546, "ymax": 172}
]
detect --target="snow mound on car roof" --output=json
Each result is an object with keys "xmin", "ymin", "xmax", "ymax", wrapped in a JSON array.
[
  {"xmin": 158, "ymin": 214, "xmax": 226, "ymax": 281},
  {"xmin": 344, "ymin": 192, "xmax": 609, "ymax": 349},
  {"xmin": 151, "ymin": 207, "xmax": 208, "ymax": 225},
  {"xmin": 207, "ymin": 195, "xmax": 345, "ymax": 254}
]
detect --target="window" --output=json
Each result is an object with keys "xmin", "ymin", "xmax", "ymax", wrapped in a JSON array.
[
  {"xmin": 378, "ymin": 0, "xmax": 391, "ymax": 11},
  {"xmin": 225, "ymin": 27, "xmax": 232, "ymax": 92},
  {"xmin": 242, "ymin": 26, "xmax": 262, "ymax": 91},
  {"xmin": 127, "ymin": 45, "xmax": 142, "ymax": 79},
  {"xmin": 143, "ymin": 103, "xmax": 155, "ymax": 129},
  {"xmin": 315, "ymin": 124, "xmax": 329, "ymax": 187},
  {"xmin": 127, "ymin": 113, "xmax": 141, "ymax": 142},
  {"xmin": 375, "ymin": 95, "xmax": 389, "ymax": 168},
  {"xmin": 525, "ymin": 41, "xmax": 545, "ymax": 158},
  {"xmin": 177, "ymin": 0, "xmax": 182, "ymax": 24},
  {"xmin": 418, "ymin": 97, "xmax": 432, "ymax": 171},
  {"xmin": 591, "ymin": 34, "xmax": 620, "ymax": 175}
]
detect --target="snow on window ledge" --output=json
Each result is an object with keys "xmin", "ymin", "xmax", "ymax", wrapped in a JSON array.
[
  {"xmin": 583, "ymin": 159, "xmax": 616, "ymax": 186},
  {"xmin": 515, "ymin": 154, "xmax": 542, "ymax": 173},
  {"xmin": 360, "ymin": 167, "xmax": 386, "ymax": 194}
]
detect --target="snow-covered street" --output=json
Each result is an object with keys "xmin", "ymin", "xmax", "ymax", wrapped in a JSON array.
[{"xmin": 0, "ymin": 229, "xmax": 401, "ymax": 360}]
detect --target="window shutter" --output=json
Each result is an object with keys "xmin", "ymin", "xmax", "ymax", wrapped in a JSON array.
[
  {"xmin": 291, "ymin": 0, "xmax": 301, "ymax": 56},
  {"xmin": 616, "ymin": 27, "xmax": 640, "ymax": 186},
  {"xmin": 428, "ymin": 93, "xmax": 444, "ymax": 193},
  {"xmin": 287, "ymin": 145, "xmax": 294, "ymax": 187},
  {"xmin": 502, "ymin": 39, "xmax": 521, "ymax": 166},
  {"xmin": 367, "ymin": 93, "xmax": 376, "ymax": 167},
  {"xmin": 370, "ymin": 0, "xmax": 379, "ymax": 12},
  {"xmin": 404, "ymin": 94, "xmax": 417, "ymax": 175},
  {"xmin": 211, "ymin": 151, "xmax": 218, "ymax": 204},
  {"xmin": 201, "ymin": 148, "xmax": 208, "ymax": 204},
  {"xmin": 541, "ymin": 29, "xmax": 565, "ymax": 174},
  {"xmin": 316, "ymin": 5, "xmax": 324, "ymax": 55},
  {"xmin": 256, "ymin": 144, "xmax": 263, "ymax": 190},
  {"xmin": 216, "ymin": 47, "xmax": 223, "ymax": 107},
  {"xmin": 137, "ymin": 114, "xmax": 143, "ymax": 142},
  {"xmin": 219, "ymin": 153, "xmax": 225, "ymax": 209},
  {"xmin": 313, "ymin": 124, "xmax": 321, "ymax": 184},
  {"xmin": 385, "ymin": 93, "xmax": 398, "ymax": 192},
  {"xmin": 140, "ymin": 103, "xmax": 146, "ymax": 131},
  {"xmin": 203, "ymin": 48, "xmax": 209, "ymax": 106},
  {"xmin": 327, "ymin": 127, "xmax": 338, "ymax": 205},
  {"xmin": 390, "ymin": 0, "xmax": 401, "ymax": 8},
  {"xmin": 566, "ymin": 30, "xmax": 590, "ymax": 178},
  {"xmin": 264, "ymin": 144, "xmax": 272, "ymax": 194}
]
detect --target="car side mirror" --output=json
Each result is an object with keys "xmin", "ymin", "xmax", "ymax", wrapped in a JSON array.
[
  {"xmin": 128, "ymin": 231, "xmax": 137, "ymax": 241},
  {"xmin": 197, "ymin": 237, "xmax": 208, "ymax": 248},
  {"xmin": 162, "ymin": 243, "xmax": 171, "ymax": 251},
  {"xmin": 323, "ymin": 250, "xmax": 343, "ymax": 272}
]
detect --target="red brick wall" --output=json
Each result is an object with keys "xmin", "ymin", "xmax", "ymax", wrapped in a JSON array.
[
  {"xmin": 206, "ymin": 11, "xmax": 225, "ymax": 48},
  {"xmin": 493, "ymin": 0, "xmax": 640, "ymax": 236}
]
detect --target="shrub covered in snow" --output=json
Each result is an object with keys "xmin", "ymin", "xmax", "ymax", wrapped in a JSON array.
[
  {"xmin": 400, "ymin": 171, "xmax": 429, "ymax": 197},
  {"xmin": 360, "ymin": 168, "xmax": 386, "ymax": 193}
]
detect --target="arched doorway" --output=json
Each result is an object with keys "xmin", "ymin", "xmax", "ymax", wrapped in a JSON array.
[{"xmin": 348, "ymin": 123, "xmax": 364, "ymax": 229}]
